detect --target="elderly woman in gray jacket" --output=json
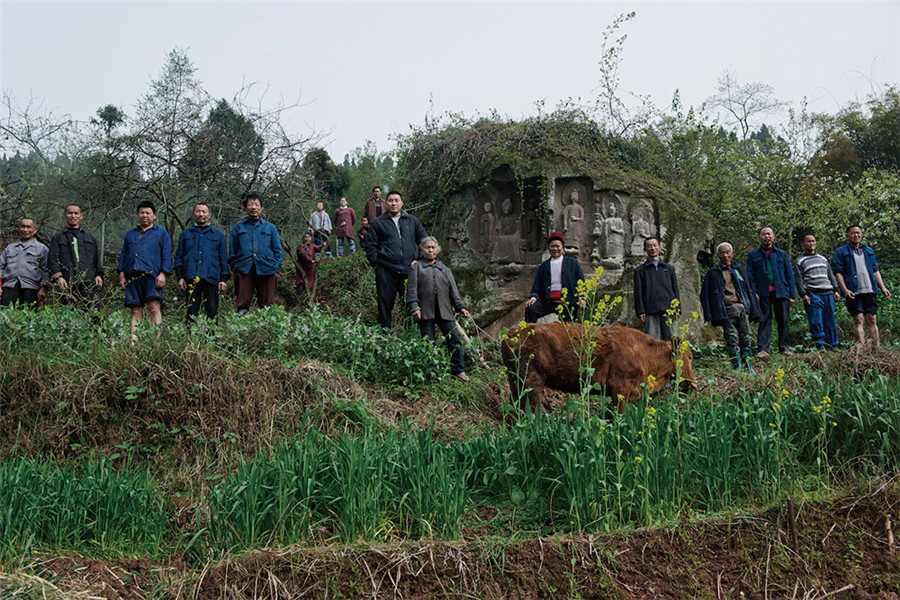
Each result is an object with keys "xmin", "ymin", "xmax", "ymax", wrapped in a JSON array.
[{"xmin": 407, "ymin": 236, "xmax": 471, "ymax": 381}]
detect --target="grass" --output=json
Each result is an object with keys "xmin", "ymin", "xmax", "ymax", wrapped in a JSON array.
[{"xmin": 2, "ymin": 282, "xmax": 900, "ymax": 566}]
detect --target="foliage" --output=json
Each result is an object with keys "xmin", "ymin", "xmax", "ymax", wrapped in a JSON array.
[{"xmin": 0, "ymin": 457, "xmax": 167, "ymax": 561}]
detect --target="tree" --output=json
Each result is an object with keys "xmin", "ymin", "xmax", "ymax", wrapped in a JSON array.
[{"xmin": 704, "ymin": 71, "xmax": 789, "ymax": 140}]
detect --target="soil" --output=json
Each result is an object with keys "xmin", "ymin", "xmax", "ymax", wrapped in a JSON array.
[{"xmin": 8, "ymin": 482, "xmax": 899, "ymax": 599}]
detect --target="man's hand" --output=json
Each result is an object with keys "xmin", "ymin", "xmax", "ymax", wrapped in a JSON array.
[
  {"xmin": 639, "ymin": 313, "xmax": 646, "ymax": 323},
  {"xmin": 57, "ymin": 276, "xmax": 69, "ymax": 290},
  {"xmin": 883, "ymin": 288, "xmax": 892, "ymax": 299},
  {"xmin": 802, "ymin": 294, "xmax": 811, "ymax": 306},
  {"xmin": 218, "ymin": 281, "xmax": 227, "ymax": 292},
  {"xmin": 525, "ymin": 297, "xmax": 536, "ymax": 307},
  {"xmin": 37, "ymin": 287, "xmax": 46, "ymax": 302},
  {"xmin": 833, "ymin": 292, "xmax": 841, "ymax": 301},
  {"xmin": 789, "ymin": 298, "xmax": 795, "ymax": 306},
  {"xmin": 459, "ymin": 308, "xmax": 471, "ymax": 318},
  {"xmin": 178, "ymin": 278, "xmax": 187, "ymax": 291},
  {"xmin": 155, "ymin": 273, "xmax": 166, "ymax": 289},
  {"xmin": 119, "ymin": 272, "xmax": 127, "ymax": 290},
  {"xmin": 412, "ymin": 309, "xmax": 421, "ymax": 321},
  {"xmin": 94, "ymin": 276, "xmax": 103, "ymax": 289}
]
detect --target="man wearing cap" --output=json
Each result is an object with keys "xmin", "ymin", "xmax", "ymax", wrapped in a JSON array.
[{"xmin": 524, "ymin": 231, "xmax": 585, "ymax": 323}]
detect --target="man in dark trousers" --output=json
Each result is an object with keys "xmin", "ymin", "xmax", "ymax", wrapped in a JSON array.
[
  {"xmin": 365, "ymin": 190, "xmax": 427, "ymax": 329},
  {"xmin": 48, "ymin": 204, "xmax": 104, "ymax": 310},
  {"xmin": 174, "ymin": 202, "xmax": 229, "ymax": 326},
  {"xmin": 745, "ymin": 226, "xmax": 795, "ymax": 358},
  {"xmin": 633, "ymin": 236, "xmax": 680, "ymax": 340}
]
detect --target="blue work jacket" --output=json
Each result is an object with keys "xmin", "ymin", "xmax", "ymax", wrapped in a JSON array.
[
  {"xmin": 832, "ymin": 243, "xmax": 882, "ymax": 294},
  {"xmin": 745, "ymin": 246, "xmax": 795, "ymax": 300},
  {"xmin": 174, "ymin": 225, "xmax": 230, "ymax": 284},
  {"xmin": 117, "ymin": 225, "xmax": 172, "ymax": 277},
  {"xmin": 228, "ymin": 218, "xmax": 282, "ymax": 276}
]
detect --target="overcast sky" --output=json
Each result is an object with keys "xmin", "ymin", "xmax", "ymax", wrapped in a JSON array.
[{"xmin": 2, "ymin": 1, "xmax": 898, "ymax": 161}]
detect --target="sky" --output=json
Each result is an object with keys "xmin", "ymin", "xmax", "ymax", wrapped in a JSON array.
[{"xmin": 1, "ymin": 1, "xmax": 898, "ymax": 161}]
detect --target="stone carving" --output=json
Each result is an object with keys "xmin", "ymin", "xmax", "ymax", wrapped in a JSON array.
[
  {"xmin": 522, "ymin": 200, "xmax": 543, "ymax": 253},
  {"xmin": 480, "ymin": 201, "xmax": 496, "ymax": 257},
  {"xmin": 631, "ymin": 214, "xmax": 651, "ymax": 255},
  {"xmin": 600, "ymin": 202, "xmax": 625, "ymax": 268},
  {"xmin": 490, "ymin": 197, "xmax": 525, "ymax": 264},
  {"xmin": 561, "ymin": 189, "xmax": 586, "ymax": 257}
]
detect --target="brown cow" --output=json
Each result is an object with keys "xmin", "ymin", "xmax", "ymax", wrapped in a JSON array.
[{"xmin": 501, "ymin": 323, "xmax": 697, "ymax": 412}]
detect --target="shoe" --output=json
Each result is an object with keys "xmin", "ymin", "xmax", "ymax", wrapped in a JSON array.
[
  {"xmin": 726, "ymin": 348, "xmax": 741, "ymax": 371},
  {"xmin": 741, "ymin": 347, "xmax": 756, "ymax": 374},
  {"xmin": 452, "ymin": 372, "xmax": 470, "ymax": 382},
  {"xmin": 755, "ymin": 351, "xmax": 770, "ymax": 359},
  {"xmin": 781, "ymin": 350, "xmax": 794, "ymax": 357}
]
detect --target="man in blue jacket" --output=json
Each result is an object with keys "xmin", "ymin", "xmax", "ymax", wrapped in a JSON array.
[
  {"xmin": 117, "ymin": 200, "xmax": 172, "ymax": 332},
  {"xmin": 745, "ymin": 226, "xmax": 795, "ymax": 358},
  {"xmin": 229, "ymin": 193, "xmax": 282, "ymax": 315},
  {"xmin": 174, "ymin": 203, "xmax": 229, "ymax": 326},
  {"xmin": 833, "ymin": 225, "xmax": 892, "ymax": 347},
  {"xmin": 365, "ymin": 190, "xmax": 428, "ymax": 329},
  {"xmin": 701, "ymin": 242, "xmax": 761, "ymax": 372}
]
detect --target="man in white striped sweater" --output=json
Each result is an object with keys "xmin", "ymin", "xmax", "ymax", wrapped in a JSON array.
[{"xmin": 794, "ymin": 234, "xmax": 841, "ymax": 350}]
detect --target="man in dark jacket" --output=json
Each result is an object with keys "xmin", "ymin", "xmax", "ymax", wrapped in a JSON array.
[
  {"xmin": 525, "ymin": 231, "xmax": 585, "ymax": 323},
  {"xmin": 701, "ymin": 242, "xmax": 760, "ymax": 372},
  {"xmin": 633, "ymin": 236, "xmax": 679, "ymax": 340},
  {"xmin": 174, "ymin": 203, "xmax": 229, "ymax": 326},
  {"xmin": 745, "ymin": 226, "xmax": 795, "ymax": 358},
  {"xmin": 365, "ymin": 190, "xmax": 428, "ymax": 328},
  {"xmin": 228, "ymin": 193, "xmax": 282, "ymax": 315},
  {"xmin": 48, "ymin": 204, "xmax": 104, "ymax": 310}
]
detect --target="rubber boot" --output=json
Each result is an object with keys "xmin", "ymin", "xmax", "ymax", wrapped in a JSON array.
[
  {"xmin": 741, "ymin": 347, "xmax": 756, "ymax": 374},
  {"xmin": 727, "ymin": 347, "xmax": 742, "ymax": 371}
]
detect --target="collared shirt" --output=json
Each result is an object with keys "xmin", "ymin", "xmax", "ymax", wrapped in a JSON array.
[
  {"xmin": 174, "ymin": 224, "xmax": 229, "ymax": 284},
  {"xmin": 0, "ymin": 239, "xmax": 49, "ymax": 289},
  {"xmin": 228, "ymin": 218, "xmax": 282, "ymax": 276},
  {"xmin": 117, "ymin": 224, "xmax": 172, "ymax": 277}
]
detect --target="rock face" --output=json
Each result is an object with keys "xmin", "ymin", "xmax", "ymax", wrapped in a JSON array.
[{"xmin": 430, "ymin": 165, "xmax": 715, "ymax": 335}]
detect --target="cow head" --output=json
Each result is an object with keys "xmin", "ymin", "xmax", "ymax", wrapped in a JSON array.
[{"xmin": 672, "ymin": 338, "xmax": 698, "ymax": 392}]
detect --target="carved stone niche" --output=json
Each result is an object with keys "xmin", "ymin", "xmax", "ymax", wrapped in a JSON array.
[
  {"xmin": 592, "ymin": 191, "xmax": 628, "ymax": 270},
  {"xmin": 467, "ymin": 168, "xmax": 545, "ymax": 266},
  {"xmin": 554, "ymin": 177, "xmax": 594, "ymax": 261},
  {"xmin": 629, "ymin": 199, "xmax": 656, "ymax": 256}
]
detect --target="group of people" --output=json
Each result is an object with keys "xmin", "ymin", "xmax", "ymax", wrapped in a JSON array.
[
  {"xmin": 0, "ymin": 188, "xmax": 474, "ymax": 381},
  {"xmin": 700, "ymin": 226, "xmax": 890, "ymax": 372},
  {"xmin": 2, "ymin": 196, "xmax": 891, "ymax": 378},
  {"xmin": 519, "ymin": 224, "xmax": 891, "ymax": 374}
]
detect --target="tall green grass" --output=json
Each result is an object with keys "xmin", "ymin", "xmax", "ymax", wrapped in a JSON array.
[
  {"xmin": 0, "ymin": 457, "xmax": 167, "ymax": 561},
  {"xmin": 2, "ymin": 370, "xmax": 899, "ymax": 561},
  {"xmin": 207, "ymin": 424, "xmax": 467, "ymax": 550}
]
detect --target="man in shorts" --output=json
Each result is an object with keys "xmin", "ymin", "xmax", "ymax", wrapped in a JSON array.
[
  {"xmin": 833, "ymin": 225, "xmax": 891, "ymax": 347},
  {"xmin": 117, "ymin": 200, "xmax": 172, "ymax": 333}
]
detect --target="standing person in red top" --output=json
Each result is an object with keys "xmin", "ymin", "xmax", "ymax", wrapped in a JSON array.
[
  {"xmin": 358, "ymin": 216, "xmax": 370, "ymax": 249},
  {"xmin": 331, "ymin": 197, "xmax": 357, "ymax": 256},
  {"xmin": 363, "ymin": 186, "xmax": 384, "ymax": 223},
  {"xmin": 295, "ymin": 232, "xmax": 321, "ymax": 296}
]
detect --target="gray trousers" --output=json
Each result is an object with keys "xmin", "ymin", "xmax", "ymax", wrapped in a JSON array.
[{"xmin": 643, "ymin": 313, "xmax": 672, "ymax": 341}]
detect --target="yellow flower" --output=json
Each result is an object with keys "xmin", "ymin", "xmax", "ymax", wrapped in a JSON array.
[{"xmin": 634, "ymin": 456, "xmax": 643, "ymax": 463}]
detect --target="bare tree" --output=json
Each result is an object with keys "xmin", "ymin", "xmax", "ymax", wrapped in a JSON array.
[{"xmin": 704, "ymin": 71, "xmax": 789, "ymax": 140}]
